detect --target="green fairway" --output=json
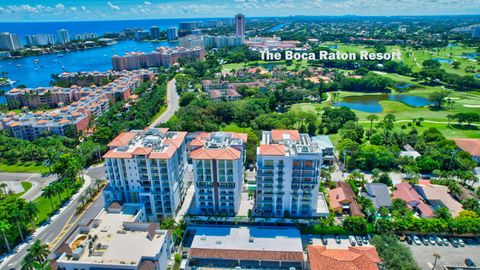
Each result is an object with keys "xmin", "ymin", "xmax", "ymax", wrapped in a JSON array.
[
  {"xmin": 291, "ymin": 85, "xmax": 480, "ymax": 139},
  {"xmin": 0, "ymin": 162, "xmax": 49, "ymax": 174}
]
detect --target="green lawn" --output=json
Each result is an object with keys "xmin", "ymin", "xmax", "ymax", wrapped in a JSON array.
[
  {"xmin": 0, "ymin": 162, "xmax": 49, "ymax": 174},
  {"xmin": 221, "ymin": 123, "xmax": 252, "ymax": 133}
]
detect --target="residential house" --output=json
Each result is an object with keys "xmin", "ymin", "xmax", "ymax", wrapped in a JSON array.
[
  {"xmin": 328, "ymin": 181, "xmax": 364, "ymax": 216},
  {"xmin": 361, "ymin": 183, "xmax": 392, "ymax": 210},
  {"xmin": 392, "ymin": 182, "xmax": 434, "ymax": 218}
]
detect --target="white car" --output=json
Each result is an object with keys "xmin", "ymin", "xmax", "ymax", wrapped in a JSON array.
[{"xmin": 412, "ymin": 235, "xmax": 422, "ymax": 245}]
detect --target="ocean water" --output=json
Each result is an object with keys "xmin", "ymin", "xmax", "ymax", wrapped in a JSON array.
[{"xmin": 0, "ymin": 40, "xmax": 177, "ymax": 89}]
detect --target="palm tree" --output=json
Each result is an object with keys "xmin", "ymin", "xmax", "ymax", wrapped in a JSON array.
[
  {"xmin": 27, "ymin": 240, "xmax": 50, "ymax": 262},
  {"xmin": 0, "ymin": 182, "xmax": 8, "ymax": 197},
  {"xmin": 446, "ymin": 114, "xmax": 454, "ymax": 126},
  {"xmin": 41, "ymin": 185, "xmax": 56, "ymax": 211},
  {"xmin": 11, "ymin": 207, "xmax": 26, "ymax": 242},
  {"xmin": 52, "ymin": 181, "xmax": 64, "ymax": 203},
  {"xmin": 366, "ymin": 114, "xmax": 379, "ymax": 132},
  {"xmin": 0, "ymin": 219, "xmax": 12, "ymax": 253},
  {"xmin": 25, "ymin": 201, "xmax": 39, "ymax": 229},
  {"xmin": 32, "ymin": 260, "xmax": 52, "ymax": 270}
]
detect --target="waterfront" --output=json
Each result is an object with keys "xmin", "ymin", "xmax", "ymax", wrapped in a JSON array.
[{"xmin": 0, "ymin": 40, "xmax": 177, "ymax": 89}]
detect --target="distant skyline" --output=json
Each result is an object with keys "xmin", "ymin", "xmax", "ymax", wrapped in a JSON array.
[{"xmin": 1, "ymin": 0, "xmax": 479, "ymax": 22}]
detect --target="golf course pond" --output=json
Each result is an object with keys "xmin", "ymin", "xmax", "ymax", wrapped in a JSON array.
[{"xmin": 335, "ymin": 94, "xmax": 431, "ymax": 113}]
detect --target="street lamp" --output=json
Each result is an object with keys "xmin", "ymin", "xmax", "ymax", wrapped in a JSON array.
[{"xmin": 432, "ymin": 253, "xmax": 441, "ymax": 270}]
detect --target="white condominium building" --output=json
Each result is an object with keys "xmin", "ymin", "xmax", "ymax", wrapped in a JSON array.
[
  {"xmin": 255, "ymin": 130, "xmax": 323, "ymax": 217},
  {"xmin": 189, "ymin": 132, "xmax": 248, "ymax": 216},
  {"xmin": 56, "ymin": 202, "xmax": 172, "ymax": 270},
  {"xmin": 103, "ymin": 128, "xmax": 189, "ymax": 221}
]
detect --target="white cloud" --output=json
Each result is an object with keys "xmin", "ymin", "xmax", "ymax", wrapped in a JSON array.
[
  {"xmin": 107, "ymin": 1, "xmax": 121, "ymax": 10},
  {"xmin": 144, "ymin": 1, "xmax": 152, "ymax": 5},
  {"xmin": 55, "ymin": 3, "xmax": 65, "ymax": 10}
]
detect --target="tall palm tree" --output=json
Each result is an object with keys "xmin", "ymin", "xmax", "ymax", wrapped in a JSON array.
[
  {"xmin": 11, "ymin": 207, "xmax": 26, "ymax": 242},
  {"xmin": 52, "ymin": 181, "xmax": 64, "ymax": 203},
  {"xmin": 41, "ymin": 185, "xmax": 56, "ymax": 211},
  {"xmin": 366, "ymin": 114, "xmax": 379, "ymax": 132},
  {"xmin": 0, "ymin": 219, "xmax": 12, "ymax": 253},
  {"xmin": 25, "ymin": 201, "xmax": 39, "ymax": 229}
]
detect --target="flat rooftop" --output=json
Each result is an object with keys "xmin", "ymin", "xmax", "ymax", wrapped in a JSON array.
[
  {"xmin": 189, "ymin": 226, "xmax": 302, "ymax": 253},
  {"xmin": 58, "ymin": 207, "xmax": 167, "ymax": 266}
]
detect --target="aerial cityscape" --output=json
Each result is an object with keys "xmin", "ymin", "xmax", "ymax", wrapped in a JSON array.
[{"xmin": 0, "ymin": 1, "xmax": 480, "ymax": 270}]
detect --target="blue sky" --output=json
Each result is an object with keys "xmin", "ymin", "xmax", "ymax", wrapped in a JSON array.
[{"xmin": 0, "ymin": 0, "xmax": 479, "ymax": 22}]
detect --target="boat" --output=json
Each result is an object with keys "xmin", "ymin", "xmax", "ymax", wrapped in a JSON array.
[
  {"xmin": 33, "ymin": 59, "xmax": 40, "ymax": 63},
  {"xmin": 16, "ymin": 64, "xmax": 21, "ymax": 67},
  {"xmin": 40, "ymin": 65, "xmax": 45, "ymax": 68},
  {"xmin": 57, "ymin": 54, "xmax": 64, "ymax": 58},
  {"xmin": 53, "ymin": 59, "xmax": 58, "ymax": 62}
]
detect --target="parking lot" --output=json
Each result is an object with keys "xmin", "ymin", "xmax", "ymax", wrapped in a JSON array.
[
  {"xmin": 406, "ymin": 238, "xmax": 480, "ymax": 270},
  {"xmin": 302, "ymin": 234, "xmax": 373, "ymax": 249}
]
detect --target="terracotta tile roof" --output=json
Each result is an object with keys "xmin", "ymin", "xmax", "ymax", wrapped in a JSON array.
[
  {"xmin": 393, "ymin": 182, "xmax": 422, "ymax": 204},
  {"xmin": 108, "ymin": 131, "xmax": 138, "ymax": 147},
  {"xmin": 108, "ymin": 201, "xmax": 122, "ymax": 210},
  {"xmin": 329, "ymin": 181, "xmax": 364, "ymax": 217},
  {"xmin": 189, "ymin": 248, "xmax": 304, "ymax": 262},
  {"xmin": 308, "ymin": 246, "xmax": 381, "ymax": 270},
  {"xmin": 190, "ymin": 147, "xmax": 241, "ymax": 160},
  {"xmin": 452, "ymin": 138, "xmax": 480, "ymax": 156},
  {"xmin": 259, "ymin": 144, "xmax": 286, "ymax": 156},
  {"xmin": 102, "ymin": 150, "xmax": 133, "ymax": 159},
  {"xmin": 8, "ymin": 121, "xmax": 19, "ymax": 127},
  {"xmin": 271, "ymin": 130, "xmax": 300, "ymax": 141},
  {"xmin": 416, "ymin": 202, "xmax": 434, "ymax": 218},
  {"xmin": 132, "ymin": 147, "xmax": 153, "ymax": 156}
]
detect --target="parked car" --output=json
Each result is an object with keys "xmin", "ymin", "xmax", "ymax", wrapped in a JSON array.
[
  {"xmin": 442, "ymin": 238, "xmax": 449, "ymax": 246},
  {"xmin": 349, "ymin": 236, "xmax": 356, "ymax": 246},
  {"xmin": 406, "ymin": 235, "xmax": 413, "ymax": 245},
  {"xmin": 399, "ymin": 234, "xmax": 406, "ymax": 241},
  {"xmin": 420, "ymin": 236, "xmax": 429, "ymax": 246},
  {"xmin": 321, "ymin": 236, "xmax": 328, "ymax": 245},
  {"xmin": 465, "ymin": 258, "xmax": 476, "ymax": 267},
  {"xmin": 428, "ymin": 236, "xmax": 436, "ymax": 245},
  {"xmin": 356, "ymin": 236, "xmax": 363, "ymax": 246},
  {"xmin": 449, "ymin": 237, "xmax": 459, "ymax": 247},
  {"xmin": 434, "ymin": 236, "xmax": 443, "ymax": 246},
  {"xmin": 362, "ymin": 236, "xmax": 368, "ymax": 245},
  {"xmin": 413, "ymin": 235, "xmax": 422, "ymax": 245},
  {"xmin": 308, "ymin": 238, "xmax": 313, "ymax": 245},
  {"xmin": 335, "ymin": 234, "xmax": 341, "ymax": 244},
  {"xmin": 458, "ymin": 238, "xmax": 465, "ymax": 247}
]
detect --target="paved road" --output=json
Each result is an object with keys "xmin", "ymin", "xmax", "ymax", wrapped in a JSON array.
[
  {"xmin": 0, "ymin": 167, "xmax": 106, "ymax": 270},
  {"xmin": 149, "ymin": 78, "xmax": 179, "ymax": 128},
  {"xmin": 0, "ymin": 173, "xmax": 56, "ymax": 201}
]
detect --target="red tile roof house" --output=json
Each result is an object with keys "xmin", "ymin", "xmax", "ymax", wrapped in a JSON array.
[
  {"xmin": 308, "ymin": 246, "xmax": 381, "ymax": 270},
  {"xmin": 328, "ymin": 181, "xmax": 364, "ymax": 217},
  {"xmin": 452, "ymin": 138, "xmax": 480, "ymax": 165},
  {"xmin": 392, "ymin": 182, "xmax": 434, "ymax": 218}
]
